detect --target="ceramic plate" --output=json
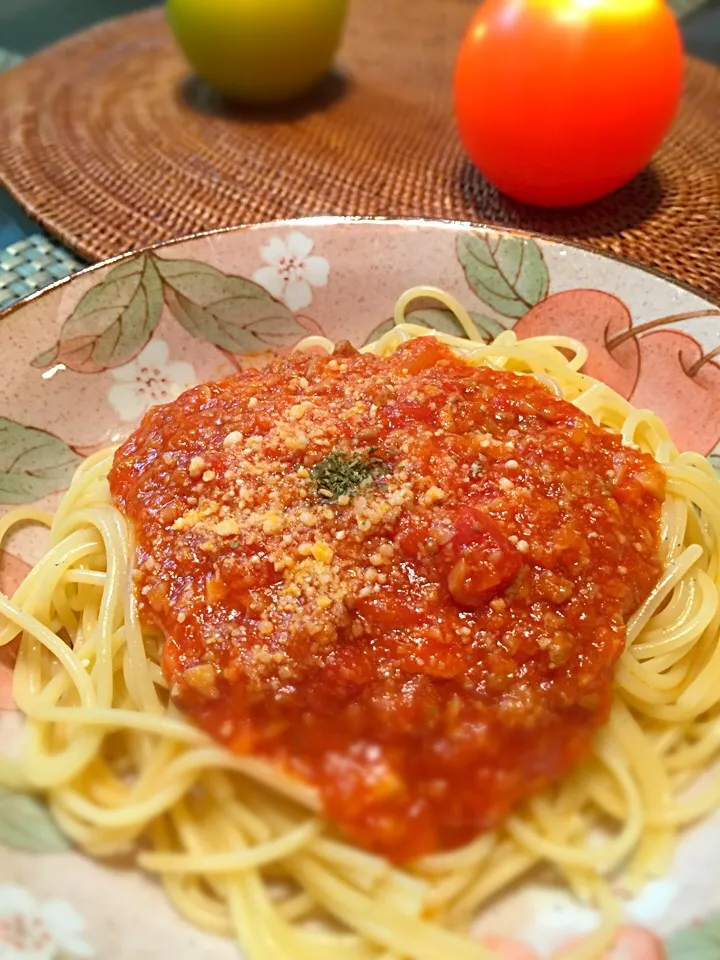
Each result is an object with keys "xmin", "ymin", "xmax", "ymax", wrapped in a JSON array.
[{"xmin": 1, "ymin": 218, "xmax": 719, "ymax": 960}]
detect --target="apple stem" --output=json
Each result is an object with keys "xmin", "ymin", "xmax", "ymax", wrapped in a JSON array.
[
  {"xmin": 687, "ymin": 344, "xmax": 720, "ymax": 377},
  {"xmin": 607, "ymin": 310, "xmax": 720, "ymax": 350}
]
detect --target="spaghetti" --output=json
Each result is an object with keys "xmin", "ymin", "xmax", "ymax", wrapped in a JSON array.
[{"xmin": 1, "ymin": 287, "xmax": 719, "ymax": 960}]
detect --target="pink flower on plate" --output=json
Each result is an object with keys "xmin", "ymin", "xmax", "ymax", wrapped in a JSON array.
[
  {"xmin": 107, "ymin": 339, "xmax": 196, "ymax": 423},
  {"xmin": 253, "ymin": 232, "xmax": 330, "ymax": 311},
  {"xmin": 556, "ymin": 926, "xmax": 666, "ymax": 960},
  {"xmin": 603, "ymin": 927, "xmax": 666, "ymax": 960},
  {"xmin": 0, "ymin": 884, "xmax": 93, "ymax": 960},
  {"xmin": 479, "ymin": 936, "xmax": 541, "ymax": 960}
]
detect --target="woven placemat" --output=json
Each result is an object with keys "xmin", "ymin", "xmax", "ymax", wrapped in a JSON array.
[
  {"xmin": 0, "ymin": 2, "xmax": 718, "ymax": 300},
  {"xmin": 0, "ymin": 49, "xmax": 86, "ymax": 310}
]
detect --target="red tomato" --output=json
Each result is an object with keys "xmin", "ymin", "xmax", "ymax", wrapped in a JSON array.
[
  {"xmin": 454, "ymin": 0, "xmax": 684, "ymax": 207},
  {"xmin": 445, "ymin": 507, "xmax": 522, "ymax": 606}
]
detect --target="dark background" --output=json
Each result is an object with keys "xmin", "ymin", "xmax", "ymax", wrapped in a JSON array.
[
  {"xmin": 2, "ymin": 0, "xmax": 719, "ymax": 60},
  {"xmin": 1, "ymin": 0, "xmax": 718, "ymax": 252}
]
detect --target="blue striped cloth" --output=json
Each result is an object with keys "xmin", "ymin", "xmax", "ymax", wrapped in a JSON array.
[{"xmin": 0, "ymin": 237, "xmax": 85, "ymax": 312}]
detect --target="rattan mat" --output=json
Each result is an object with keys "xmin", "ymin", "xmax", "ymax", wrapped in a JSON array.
[{"xmin": 0, "ymin": 2, "xmax": 718, "ymax": 299}]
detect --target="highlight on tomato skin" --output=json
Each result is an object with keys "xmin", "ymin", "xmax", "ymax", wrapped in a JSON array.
[{"xmin": 453, "ymin": 0, "xmax": 684, "ymax": 208}]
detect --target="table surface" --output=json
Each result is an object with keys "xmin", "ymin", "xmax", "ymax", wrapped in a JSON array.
[{"xmin": 1, "ymin": 0, "xmax": 719, "ymax": 263}]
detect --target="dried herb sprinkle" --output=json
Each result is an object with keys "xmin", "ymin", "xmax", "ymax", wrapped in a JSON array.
[{"xmin": 310, "ymin": 449, "xmax": 386, "ymax": 502}]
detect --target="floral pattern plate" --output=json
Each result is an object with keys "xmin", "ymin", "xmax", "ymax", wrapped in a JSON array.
[{"xmin": 1, "ymin": 217, "xmax": 720, "ymax": 960}]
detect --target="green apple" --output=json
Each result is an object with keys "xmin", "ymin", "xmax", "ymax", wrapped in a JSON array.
[{"xmin": 167, "ymin": 0, "xmax": 349, "ymax": 104}]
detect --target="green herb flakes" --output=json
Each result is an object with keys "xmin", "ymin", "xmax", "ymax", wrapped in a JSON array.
[{"xmin": 310, "ymin": 450, "xmax": 386, "ymax": 502}]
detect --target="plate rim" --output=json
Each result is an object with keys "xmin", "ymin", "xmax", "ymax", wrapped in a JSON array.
[{"xmin": 1, "ymin": 216, "xmax": 718, "ymax": 329}]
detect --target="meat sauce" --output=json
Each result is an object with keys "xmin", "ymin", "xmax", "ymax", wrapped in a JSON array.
[{"xmin": 110, "ymin": 338, "xmax": 664, "ymax": 861}]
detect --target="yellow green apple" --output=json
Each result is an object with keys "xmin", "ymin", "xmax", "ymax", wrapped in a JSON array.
[{"xmin": 167, "ymin": 0, "xmax": 349, "ymax": 104}]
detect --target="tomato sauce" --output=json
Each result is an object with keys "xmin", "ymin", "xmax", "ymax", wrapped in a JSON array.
[{"xmin": 110, "ymin": 338, "xmax": 664, "ymax": 861}]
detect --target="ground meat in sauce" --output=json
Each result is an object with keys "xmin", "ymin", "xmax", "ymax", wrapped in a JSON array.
[{"xmin": 109, "ymin": 337, "xmax": 665, "ymax": 862}]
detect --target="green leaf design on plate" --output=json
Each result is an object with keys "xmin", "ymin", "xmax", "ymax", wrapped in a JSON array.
[
  {"xmin": 709, "ymin": 455, "xmax": 720, "ymax": 480},
  {"xmin": 457, "ymin": 232, "xmax": 549, "ymax": 319},
  {"xmin": 153, "ymin": 256, "xmax": 307, "ymax": 353},
  {"xmin": 32, "ymin": 254, "xmax": 163, "ymax": 373},
  {"xmin": 666, "ymin": 915, "xmax": 720, "ymax": 959},
  {"xmin": 0, "ymin": 788, "xmax": 70, "ymax": 852},
  {"xmin": 363, "ymin": 307, "xmax": 509, "ymax": 346},
  {"xmin": 0, "ymin": 419, "xmax": 83, "ymax": 504}
]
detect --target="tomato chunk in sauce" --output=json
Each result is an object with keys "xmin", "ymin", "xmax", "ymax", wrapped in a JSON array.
[{"xmin": 110, "ymin": 338, "xmax": 664, "ymax": 862}]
